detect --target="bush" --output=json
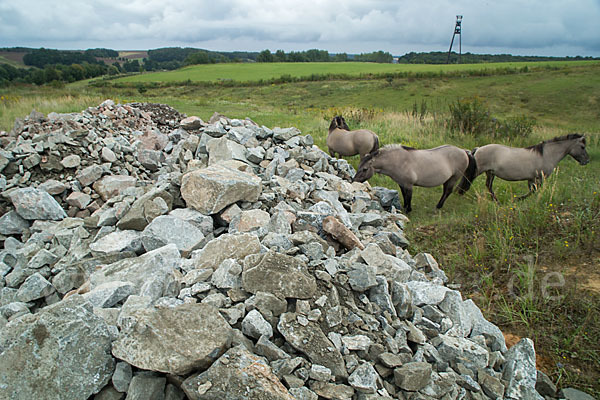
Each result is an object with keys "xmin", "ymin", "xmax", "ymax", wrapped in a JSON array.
[
  {"xmin": 492, "ymin": 115, "xmax": 536, "ymax": 139},
  {"xmin": 448, "ymin": 97, "xmax": 492, "ymax": 136},
  {"xmin": 448, "ymin": 97, "xmax": 536, "ymax": 138}
]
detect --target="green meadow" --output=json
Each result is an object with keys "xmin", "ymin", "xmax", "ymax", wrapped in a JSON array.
[{"xmin": 1, "ymin": 60, "xmax": 599, "ymax": 395}]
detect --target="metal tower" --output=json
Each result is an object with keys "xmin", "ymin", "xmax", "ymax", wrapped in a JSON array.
[{"xmin": 447, "ymin": 15, "xmax": 463, "ymax": 64}]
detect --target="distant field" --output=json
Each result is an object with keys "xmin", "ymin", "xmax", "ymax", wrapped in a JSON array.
[
  {"xmin": 0, "ymin": 51, "xmax": 27, "ymax": 67},
  {"xmin": 118, "ymin": 51, "xmax": 148, "ymax": 60},
  {"xmin": 114, "ymin": 60, "xmax": 599, "ymax": 84}
]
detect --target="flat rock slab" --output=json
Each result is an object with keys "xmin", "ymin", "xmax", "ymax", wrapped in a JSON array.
[
  {"xmin": 0, "ymin": 295, "xmax": 114, "ymax": 400},
  {"xmin": 181, "ymin": 162, "xmax": 261, "ymax": 215},
  {"xmin": 242, "ymin": 251, "xmax": 316, "ymax": 299},
  {"xmin": 112, "ymin": 302, "xmax": 232, "ymax": 375}
]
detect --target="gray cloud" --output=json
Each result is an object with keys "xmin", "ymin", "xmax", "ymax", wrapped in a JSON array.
[{"xmin": 0, "ymin": 0, "xmax": 598, "ymax": 56}]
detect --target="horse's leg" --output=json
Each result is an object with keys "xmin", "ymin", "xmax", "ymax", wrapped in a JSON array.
[
  {"xmin": 485, "ymin": 172, "xmax": 498, "ymax": 202},
  {"xmin": 400, "ymin": 186, "xmax": 412, "ymax": 213},
  {"xmin": 517, "ymin": 179, "xmax": 538, "ymax": 200},
  {"xmin": 436, "ymin": 179, "xmax": 456, "ymax": 209}
]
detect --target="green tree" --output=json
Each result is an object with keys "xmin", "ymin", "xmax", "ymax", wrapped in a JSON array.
[{"xmin": 257, "ymin": 49, "xmax": 274, "ymax": 62}]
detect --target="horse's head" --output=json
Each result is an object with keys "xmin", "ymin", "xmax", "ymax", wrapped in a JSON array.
[
  {"xmin": 329, "ymin": 115, "xmax": 350, "ymax": 132},
  {"xmin": 352, "ymin": 152, "xmax": 377, "ymax": 183},
  {"xmin": 568, "ymin": 135, "xmax": 590, "ymax": 165}
]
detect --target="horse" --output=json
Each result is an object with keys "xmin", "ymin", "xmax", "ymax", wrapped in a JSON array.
[
  {"xmin": 352, "ymin": 144, "xmax": 476, "ymax": 213},
  {"xmin": 458, "ymin": 134, "xmax": 590, "ymax": 201},
  {"xmin": 327, "ymin": 116, "xmax": 379, "ymax": 159}
]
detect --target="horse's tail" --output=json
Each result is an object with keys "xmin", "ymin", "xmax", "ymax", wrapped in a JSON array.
[
  {"xmin": 370, "ymin": 134, "xmax": 380, "ymax": 154},
  {"xmin": 457, "ymin": 148, "xmax": 478, "ymax": 194}
]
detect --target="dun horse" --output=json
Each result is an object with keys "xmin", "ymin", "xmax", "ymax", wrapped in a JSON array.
[
  {"xmin": 327, "ymin": 116, "xmax": 379, "ymax": 159},
  {"xmin": 459, "ymin": 134, "xmax": 590, "ymax": 201},
  {"xmin": 353, "ymin": 144, "xmax": 476, "ymax": 213}
]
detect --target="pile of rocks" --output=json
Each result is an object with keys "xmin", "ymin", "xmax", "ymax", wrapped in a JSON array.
[{"xmin": 0, "ymin": 100, "xmax": 580, "ymax": 399}]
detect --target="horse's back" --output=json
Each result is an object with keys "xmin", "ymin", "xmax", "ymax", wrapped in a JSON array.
[
  {"xmin": 327, "ymin": 128, "xmax": 377, "ymax": 157},
  {"xmin": 475, "ymin": 144, "xmax": 541, "ymax": 180},
  {"xmin": 405, "ymin": 145, "xmax": 468, "ymax": 186}
]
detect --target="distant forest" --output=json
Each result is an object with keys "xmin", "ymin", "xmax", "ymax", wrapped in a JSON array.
[
  {"xmin": 0, "ymin": 46, "xmax": 597, "ymax": 87},
  {"xmin": 398, "ymin": 51, "xmax": 597, "ymax": 64}
]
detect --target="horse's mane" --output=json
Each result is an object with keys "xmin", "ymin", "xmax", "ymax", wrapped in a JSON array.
[
  {"xmin": 527, "ymin": 133, "xmax": 585, "ymax": 155},
  {"xmin": 329, "ymin": 116, "xmax": 350, "ymax": 132},
  {"xmin": 382, "ymin": 143, "xmax": 417, "ymax": 151}
]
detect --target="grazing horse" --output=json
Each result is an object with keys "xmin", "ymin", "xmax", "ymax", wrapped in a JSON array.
[
  {"xmin": 459, "ymin": 134, "xmax": 590, "ymax": 201},
  {"xmin": 327, "ymin": 116, "xmax": 379, "ymax": 159},
  {"xmin": 352, "ymin": 144, "xmax": 476, "ymax": 213}
]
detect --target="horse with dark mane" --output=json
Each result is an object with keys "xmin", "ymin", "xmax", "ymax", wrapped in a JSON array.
[
  {"xmin": 458, "ymin": 134, "xmax": 589, "ymax": 201},
  {"xmin": 353, "ymin": 144, "xmax": 476, "ymax": 213},
  {"xmin": 327, "ymin": 116, "xmax": 379, "ymax": 159}
]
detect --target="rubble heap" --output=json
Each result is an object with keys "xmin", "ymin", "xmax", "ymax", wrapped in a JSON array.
[{"xmin": 0, "ymin": 100, "xmax": 565, "ymax": 399}]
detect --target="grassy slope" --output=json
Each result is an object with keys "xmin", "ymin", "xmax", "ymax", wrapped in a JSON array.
[
  {"xmin": 1, "ymin": 62, "xmax": 599, "ymax": 394},
  {"xmin": 113, "ymin": 60, "xmax": 598, "ymax": 83}
]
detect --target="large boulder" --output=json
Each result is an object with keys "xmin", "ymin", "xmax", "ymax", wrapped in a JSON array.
[
  {"xmin": 0, "ymin": 295, "xmax": 115, "ymax": 400},
  {"xmin": 112, "ymin": 302, "xmax": 232, "ymax": 375},
  {"xmin": 181, "ymin": 162, "xmax": 261, "ymax": 215}
]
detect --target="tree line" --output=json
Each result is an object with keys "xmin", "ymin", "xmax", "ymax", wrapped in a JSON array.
[{"xmin": 398, "ymin": 51, "xmax": 598, "ymax": 64}]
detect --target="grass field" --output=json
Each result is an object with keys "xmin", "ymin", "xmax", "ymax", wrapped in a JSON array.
[
  {"xmin": 1, "ymin": 61, "xmax": 599, "ymax": 395},
  {"xmin": 113, "ymin": 60, "xmax": 599, "ymax": 84}
]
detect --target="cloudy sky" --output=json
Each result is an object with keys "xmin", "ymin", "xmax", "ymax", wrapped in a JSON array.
[{"xmin": 1, "ymin": 0, "xmax": 599, "ymax": 57}]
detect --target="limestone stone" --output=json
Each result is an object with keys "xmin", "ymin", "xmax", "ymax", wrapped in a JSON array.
[{"xmin": 112, "ymin": 302, "xmax": 232, "ymax": 375}]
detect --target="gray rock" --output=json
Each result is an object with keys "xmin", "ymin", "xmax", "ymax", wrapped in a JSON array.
[
  {"xmin": 90, "ymin": 244, "xmax": 181, "ymax": 301},
  {"xmin": 211, "ymin": 258, "xmax": 242, "ymax": 289},
  {"xmin": 245, "ymin": 291, "xmax": 287, "ymax": 317},
  {"xmin": 561, "ymin": 388, "xmax": 597, "ymax": 400},
  {"xmin": 463, "ymin": 299, "xmax": 507, "ymax": 352},
  {"xmin": 278, "ymin": 312, "xmax": 347, "ymax": 378},
  {"xmin": 347, "ymin": 264, "xmax": 377, "ymax": 292},
  {"xmin": 273, "ymin": 127, "xmax": 301, "ymax": 142},
  {"xmin": 61, "ymin": 154, "xmax": 81, "ymax": 168},
  {"xmin": 93, "ymin": 175, "xmax": 137, "ymax": 201},
  {"xmin": 393, "ymin": 362, "xmax": 432, "ymax": 392},
  {"xmin": 288, "ymin": 387, "xmax": 318, "ymax": 400},
  {"xmin": 9, "ymin": 187, "xmax": 67, "ymax": 220},
  {"xmin": 242, "ymin": 251, "xmax": 316, "ymax": 299},
  {"xmin": 138, "ymin": 148, "xmax": 165, "ymax": 171},
  {"xmin": 190, "ymin": 232, "xmax": 261, "ymax": 271},
  {"xmin": 0, "ymin": 210, "xmax": 30, "ymax": 235},
  {"xmin": 502, "ymin": 338, "xmax": 543, "ymax": 400},
  {"xmin": 242, "ymin": 309, "xmax": 273, "ymax": 339},
  {"xmin": 405, "ymin": 280, "xmax": 451, "ymax": 306},
  {"xmin": 435, "ymin": 334, "xmax": 489, "ymax": 371},
  {"xmin": 182, "ymin": 345, "xmax": 293, "ymax": 400},
  {"xmin": 479, "ymin": 370, "xmax": 506, "ymax": 399},
  {"xmin": 125, "ymin": 373, "xmax": 166, "ymax": 400},
  {"xmin": 348, "ymin": 362, "xmax": 378, "ymax": 394},
  {"xmin": 168, "ymin": 208, "xmax": 214, "ymax": 236},
  {"xmin": 207, "ymin": 136, "xmax": 249, "ymax": 165},
  {"xmin": 84, "ymin": 281, "xmax": 135, "ymax": 308},
  {"xmin": 112, "ymin": 361, "xmax": 133, "ymax": 393},
  {"xmin": 77, "ymin": 164, "xmax": 104, "ymax": 187},
  {"xmin": 535, "ymin": 370, "xmax": 557, "ymax": 397},
  {"xmin": 112, "ymin": 302, "xmax": 232, "ymax": 375},
  {"xmin": 180, "ymin": 115, "xmax": 204, "ymax": 130},
  {"xmin": 369, "ymin": 276, "xmax": 396, "ymax": 318},
  {"xmin": 141, "ymin": 215, "xmax": 205, "ymax": 255},
  {"xmin": 89, "ymin": 229, "xmax": 144, "ymax": 255},
  {"xmin": 0, "ymin": 295, "xmax": 115, "ymax": 399},
  {"xmin": 309, "ymin": 364, "xmax": 332, "ymax": 382},
  {"xmin": 229, "ymin": 209, "xmax": 270, "ymax": 233},
  {"xmin": 181, "ymin": 162, "xmax": 261, "ymax": 214},
  {"xmin": 255, "ymin": 335, "xmax": 291, "ymax": 361},
  {"xmin": 16, "ymin": 272, "xmax": 55, "ymax": 302}
]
